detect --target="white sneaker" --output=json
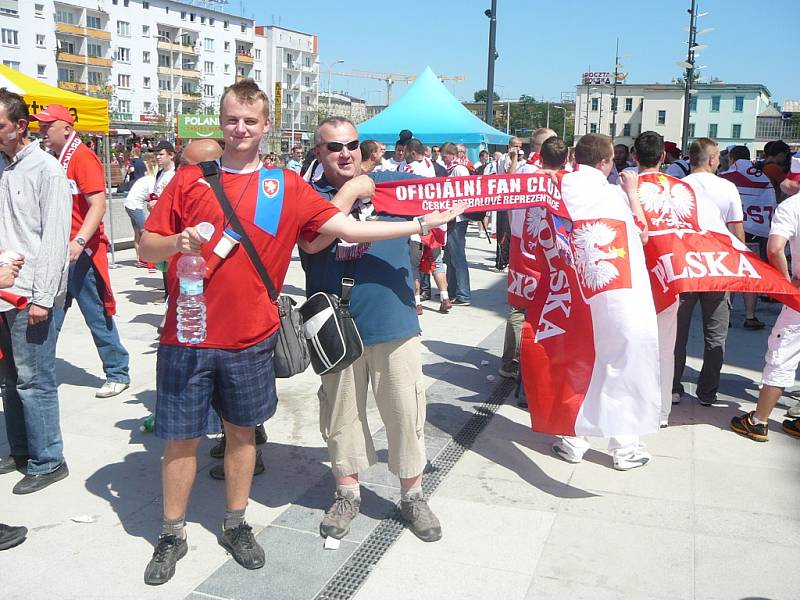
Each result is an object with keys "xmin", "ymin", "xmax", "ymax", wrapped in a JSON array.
[
  {"xmin": 96, "ymin": 380, "xmax": 130, "ymax": 398},
  {"xmin": 551, "ymin": 442, "xmax": 582, "ymax": 464},
  {"xmin": 613, "ymin": 450, "xmax": 651, "ymax": 471},
  {"xmin": 671, "ymin": 393, "xmax": 681, "ymax": 404},
  {"xmin": 787, "ymin": 402, "xmax": 800, "ymax": 418}
]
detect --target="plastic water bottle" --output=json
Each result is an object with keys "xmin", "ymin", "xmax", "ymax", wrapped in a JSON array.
[
  {"xmin": 176, "ymin": 223, "xmax": 214, "ymax": 344},
  {"xmin": 176, "ymin": 254, "xmax": 207, "ymax": 344}
]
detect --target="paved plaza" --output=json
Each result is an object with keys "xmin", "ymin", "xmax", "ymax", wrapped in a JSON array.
[{"xmin": 1, "ymin": 230, "xmax": 799, "ymax": 600}]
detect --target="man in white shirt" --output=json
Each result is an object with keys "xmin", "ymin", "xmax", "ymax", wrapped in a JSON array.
[
  {"xmin": 673, "ymin": 138, "xmax": 745, "ymax": 407},
  {"xmin": 497, "ymin": 137, "xmax": 524, "ymax": 175},
  {"xmin": 730, "ymin": 162, "xmax": 800, "ymax": 441}
]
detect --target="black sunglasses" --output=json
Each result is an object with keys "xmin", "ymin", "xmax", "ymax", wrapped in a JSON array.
[{"xmin": 321, "ymin": 139, "xmax": 359, "ymax": 152}]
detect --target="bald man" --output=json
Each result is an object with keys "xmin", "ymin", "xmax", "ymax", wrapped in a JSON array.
[{"xmin": 181, "ymin": 139, "xmax": 223, "ymax": 165}]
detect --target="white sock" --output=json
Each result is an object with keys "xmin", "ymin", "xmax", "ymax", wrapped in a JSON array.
[
  {"xmin": 440, "ymin": 290, "xmax": 449, "ymax": 301},
  {"xmin": 750, "ymin": 413, "xmax": 767, "ymax": 425},
  {"xmin": 415, "ymin": 294, "xmax": 421, "ymax": 305},
  {"xmin": 401, "ymin": 484, "xmax": 423, "ymax": 502},
  {"xmin": 336, "ymin": 483, "xmax": 360, "ymax": 499}
]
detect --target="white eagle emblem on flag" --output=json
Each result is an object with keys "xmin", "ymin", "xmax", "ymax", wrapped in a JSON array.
[
  {"xmin": 524, "ymin": 207, "xmax": 547, "ymax": 251},
  {"xmin": 573, "ymin": 221, "xmax": 626, "ymax": 291},
  {"xmin": 639, "ymin": 175, "xmax": 695, "ymax": 229}
]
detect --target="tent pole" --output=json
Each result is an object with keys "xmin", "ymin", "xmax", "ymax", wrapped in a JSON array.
[{"xmin": 103, "ymin": 135, "xmax": 116, "ymax": 267}]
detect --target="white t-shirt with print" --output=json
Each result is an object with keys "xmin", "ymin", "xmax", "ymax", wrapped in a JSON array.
[
  {"xmin": 769, "ymin": 193, "xmax": 800, "ymax": 280},
  {"xmin": 682, "ymin": 171, "xmax": 743, "ymax": 234}
]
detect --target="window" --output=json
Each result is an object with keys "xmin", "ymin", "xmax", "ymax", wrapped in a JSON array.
[
  {"xmin": 255, "ymin": 69, "xmax": 261, "ymax": 80},
  {"xmin": 37, "ymin": 64, "xmax": 46, "ymax": 76},
  {"xmin": 116, "ymin": 47, "xmax": 130, "ymax": 62},
  {"xmin": 55, "ymin": 9, "xmax": 75, "ymax": 23},
  {"xmin": 181, "ymin": 11, "xmax": 186, "ymax": 20},
  {"xmin": 284, "ymin": 74, "xmax": 291, "ymax": 86},
  {"xmin": 158, "ymin": 29, "xmax": 170, "ymax": 42},
  {"xmin": 688, "ymin": 123, "xmax": 695, "ymax": 138},
  {"xmin": 224, "ymin": 41, "xmax": 230, "ymax": 51},
  {"xmin": 708, "ymin": 123, "xmax": 718, "ymax": 138},
  {"xmin": 35, "ymin": 4, "xmax": 45, "ymax": 18},
  {"xmin": 623, "ymin": 123, "xmax": 631, "ymax": 137},
  {"xmin": 689, "ymin": 95, "xmax": 697, "ymax": 112},
  {"xmin": 59, "ymin": 40, "xmax": 75, "ymax": 54},
  {"xmin": 224, "ymin": 63, "xmax": 230, "ymax": 74},
  {"xmin": 124, "ymin": 0, "xmax": 129, "ymax": 6},
  {"xmin": 204, "ymin": 84, "xmax": 214, "ymax": 96},
  {"xmin": 88, "ymin": 71, "xmax": 103, "ymax": 84},
  {"xmin": 112, "ymin": 0, "xmax": 117, "ymax": 4},
  {"xmin": 304, "ymin": 56, "xmax": 312, "ymax": 67},
  {"xmin": 624, "ymin": 97, "xmax": 632, "ymax": 112},
  {"xmin": 303, "ymin": 76, "xmax": 311, "ymax": 87},
  {"xmin": 190, "ymin": 13, "xmax": 195, "ymax": 22},
  {"xmin": 118, "ymin": 74, "xmax": 131, "ymax": 88},
  {"xmin": 36, "ymin": 34, "xmax": 45, "ymax": 47},
  {"xmin": 2, "ymin": 60, "xmax": 19, "ymax": 70},
  {"xmin": 609, "ymin": 124, "xmax": 616, "ymax": 137},
  {"xmin": 143, "ymin": 101, "xmax": 152, "ymax": 112},
  {"xmin": 204, "ymin": 61, "xmax": 214, "ymax": 74},
  {"xmin": 590, "ymin": 123, "xmax": 597, "ymax": 134},
  {"xmin": 142, "ymin": 51, "xmax": 150, "ymax": 63},
  {"xmin": 158, "ymin": 78, "xmax": 171, "ymax": 91},
  {"xmin": 118, "ymin": 100, "xmax": 131, "ymax": 112},
  {"xmin": 204, "ymin": 38, "xmax": 214, "ymax": 51},
  {"xmin": 86, "ymin": 15, "xmax": 102, "ymax": 29},
  {"xmin": 591, "ymin": 97, "xmax": 598, "ymax": 111},
  {"xmin": 88, "ymin": 43, "xmax": 102, "ymax": 57},
  {"xmin": 241, "ymin": 23, "xmax": 246, "ymax": 33},
  {"xmin": 732, "ymin": 124, "xmax": 742, "ymax": 139},
  {"xmin": 143, "ymin": 77, "xmax": 151, "ymax": 88},
  {"xmin": 1, "ymin": 29, "xmax": 19, "ymax": 46},
  {"xmin": 710, "ymin": 95, "xmax": 720, "ymax": 112},
  {"xmin": 201, "ymin": 16, "xmax": 206, "ymax": 24},
  {"xmin": 657, "ymin": 110, "xmax": 666, "ymax": 125},
  {"xmin": 142, "ymin": 24, "xmax": 150, "ymax": 36},
  {"xmin": 117, "ymin": 21, "xmax": 130, "ymax": 37},
  {"xmin": 143, "ymin": 1, "xmax": 149, "ymax": 7},
  {"xmin": 223, "ymin": 20, "xmax": 229, "ymax": 30},
  {"xmin": 734, "ymin": 96, "xmax": 744, "ymax": 112},
  {"xmin": 255, "ymin": 49, "xmax": 261, "ymax": 60},
  {"xmin": 58, "ymin": 67, "xmax": 75, "ymax": 81},
  {"xmin": 158, "ymin": 54, "xmax": 170, "ymax": 67}
]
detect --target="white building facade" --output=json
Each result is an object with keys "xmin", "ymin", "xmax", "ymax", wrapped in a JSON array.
[
  {"xmin": 574, "ymin": 82, "xmax": 771, "ymax": 153},
  {"xmin": 0, "ymin": 0, "xmax": 299, "ymax": 138}
]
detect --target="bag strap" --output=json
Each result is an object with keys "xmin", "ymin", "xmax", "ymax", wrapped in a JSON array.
[
  {"xmin": 198, "ymin": 161, "xmax": 279, "ymax": 303},
  {"xmin": 340, "ymin": 261, "xmax": 356, "ymax": 307}
]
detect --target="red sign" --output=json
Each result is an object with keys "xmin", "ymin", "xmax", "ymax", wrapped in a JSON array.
[{"xmin": 139, "ymin": 114, "xmax": 165, "ymax": 122}]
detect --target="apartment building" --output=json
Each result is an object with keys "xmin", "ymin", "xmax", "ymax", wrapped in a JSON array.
[
  {"xmin": 0, "ymin": 0, "xmax": 318, "ymax": 138},
  {"xmin": 574, "ymin": 81, "xmax": 771, "ymax": 153},
  {"xmin": 257, "ymin": 24, "xmax": 319, "ymax": 149}
]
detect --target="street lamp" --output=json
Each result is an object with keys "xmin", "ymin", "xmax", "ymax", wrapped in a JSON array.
[
  {"xmin": 678, "ymin": 1, "xmax": 710, "ymax": 155},
  {"xmin": 551, "ymin": 104, "xmax": 567, "ymax": 139},
  {"xmin": 484, "ymin": 1, "xmax": 498, "ymax": 125},
  {"xmin": 326, "ymin": 59, "xmax": 344, "ymax": 110}
]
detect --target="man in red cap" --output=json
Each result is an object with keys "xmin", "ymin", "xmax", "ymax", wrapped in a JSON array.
[{"xmin": 32, "ymin": 104, "xmax": 130, "ymax": 398}]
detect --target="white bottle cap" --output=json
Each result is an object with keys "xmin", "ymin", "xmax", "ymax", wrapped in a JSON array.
[
  {"xmin": 196, "ymin": 222, "xmax": 215, "ymax": 243},
  {"xmin": 213, "ymin": 229, "xmax": 241, "ymax": 259}
]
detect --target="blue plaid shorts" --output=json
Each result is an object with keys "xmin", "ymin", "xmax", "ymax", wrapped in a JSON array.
[{"xmin": 154, "ymin": 332, "xmax": 279, "ymax": 440}]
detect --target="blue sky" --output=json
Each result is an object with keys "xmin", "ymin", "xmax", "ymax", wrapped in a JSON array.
[{"xmin": 241, "ymin": 0, "xmax": 796, "ymax": 106}]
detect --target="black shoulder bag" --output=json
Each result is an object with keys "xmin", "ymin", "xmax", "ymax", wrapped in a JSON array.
[{"xmin": 198, "ymin": 161, "xmax": 310, "ymax": 378}]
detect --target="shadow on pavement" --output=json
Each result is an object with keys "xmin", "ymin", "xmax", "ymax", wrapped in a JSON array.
[{"xmin": 55, "ymin": 357, "xmax": 105, "ymax": 388}]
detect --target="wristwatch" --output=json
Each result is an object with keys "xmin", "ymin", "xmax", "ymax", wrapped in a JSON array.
[
  {"xmin": 415, "ymin": 216, "xmax": 430, "ymax": 236},
  {"xmin": 74, "ymin": 236, "xmax": 86, "ymax": 247}
]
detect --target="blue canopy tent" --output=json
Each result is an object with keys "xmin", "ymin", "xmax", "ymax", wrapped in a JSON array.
[{"xmin": 357, "ymin": 66, "xmax": 511, "ymax": 161}]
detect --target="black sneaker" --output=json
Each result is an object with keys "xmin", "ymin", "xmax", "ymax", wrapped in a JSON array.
[
  {"xmin": 451, "ymin": 298, "xmax": 471, "ymax": 306},
  {"xmin": 0, "ymin": 455, "xmax": 27, "ymax": 475},
  {"xmin": 782, "ymin": 418, "xmax": 800, "ymax": 438},
  {"xmin": 743, "ymin": 317, "xmax": 765, "ymax": 330},
  {"xmin": 209, "ymin": 433, "xmax": 226, "ymax": 459},
  {"xmin": 0, "ymin": 524, "xmax": 27, "ymax": 550},
  {"xmin": 730, "ymin": 412, "xmax": 768, "ymax": 442},
  {"xmin": 698, "ymin": 396, "xmax": 716, "ymax": 407},
  {"xmin": 144, "ymin": 534, "xmax": 188, "ymax": 585},
  {"xmin": 218, "ymin": 523, "xmax": 265, "ymax": 570},
  {"xmin": 255, "ymin": 423, "xmax": 268, "ymax": 445},
  {"xmin": 12, "ymin": 462, "xmax": 69, "ymax": 495},
  {"xmin": 210, "ymin": 449, "xmax": 265, "ymax": 480}
]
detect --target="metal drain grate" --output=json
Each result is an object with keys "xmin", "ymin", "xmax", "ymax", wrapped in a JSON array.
[{"xmin": 314, "ymin": 378, "xmax": 516, "ymax": 600}]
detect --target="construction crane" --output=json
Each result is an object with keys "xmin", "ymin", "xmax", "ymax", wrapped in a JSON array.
[{"xmin": 334, "ymin": 70, "xmax": 464, "ymax": 104}]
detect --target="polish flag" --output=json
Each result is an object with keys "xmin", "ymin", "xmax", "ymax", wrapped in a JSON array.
[{"xmin": 520, "ymin": 167, "xmax": 661, "ymax": 437}]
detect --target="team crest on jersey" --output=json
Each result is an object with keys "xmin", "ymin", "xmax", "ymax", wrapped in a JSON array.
[
  {"xmin": 638, "ymin": 173, "xmax": 699, "ymax": 234},
  {"xmin": 571, "ymin": 218, "xmax": 631, "ymax": 298},
  {"xmin": 262, "ymin": 178, "xmax": 280, "ymax": 198}
]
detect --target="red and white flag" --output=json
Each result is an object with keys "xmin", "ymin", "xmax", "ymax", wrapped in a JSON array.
[{"xmin": 520, "ymin": 167, "xmax": 661, "ymax": 437}]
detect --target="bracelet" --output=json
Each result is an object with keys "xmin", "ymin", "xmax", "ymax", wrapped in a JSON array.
[{"xmin": 415, "ymin": 215, "xmax": 430, "ymax": 236}]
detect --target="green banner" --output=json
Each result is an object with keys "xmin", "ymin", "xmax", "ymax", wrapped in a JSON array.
[{"xmin": 177, "ymin": 114, "xmax": 222, "ymax": 139}]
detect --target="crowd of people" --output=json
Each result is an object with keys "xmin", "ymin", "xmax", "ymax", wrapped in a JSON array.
[{"xmin": 0, "ymin": 77, "xmax": 798, "ymax": 588}]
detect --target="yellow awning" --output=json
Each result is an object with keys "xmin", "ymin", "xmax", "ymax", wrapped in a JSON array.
[{"xmin": 0, "ymin": 64, "xmax": 109, "ymax": 134}]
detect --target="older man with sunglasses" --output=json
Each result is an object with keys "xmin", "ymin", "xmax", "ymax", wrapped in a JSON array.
[{"xmin": 299, "ymin": 117, "xmax": 443, "ymax": 544}]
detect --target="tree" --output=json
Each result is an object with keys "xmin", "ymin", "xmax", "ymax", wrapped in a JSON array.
[{"xmin": 474, "ymin": 89, "xmax": 500, "ymax": 102}]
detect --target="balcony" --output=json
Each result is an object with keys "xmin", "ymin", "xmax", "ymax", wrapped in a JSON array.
[
  {"xmin": 56, "ymin": 52, "xmax": 86, "ymax": 65},
  {"xmin": 157, "ymin": 66, "xmax": 201, "ymax": 79},
  {"xmin": 58, "ymin": 81, "xmax": 102, "ymax": 94},
  {"xmin": 87, "ymin": 56, "xmax": 112, "ymax": 67},
  {"xmin": 156, "ymin": 40, "xmax": 199, "ymax": 55},
  {"xmin": 157, "ymin": 90, "xmax": 199, "ymax": 102},
  {"xmin": 235, "ymin": 53, "xmax": 254, "ymax": 64},
  {"xmin": 55, "ymin": 23, "xmax": 111, "ymax": 40}
]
